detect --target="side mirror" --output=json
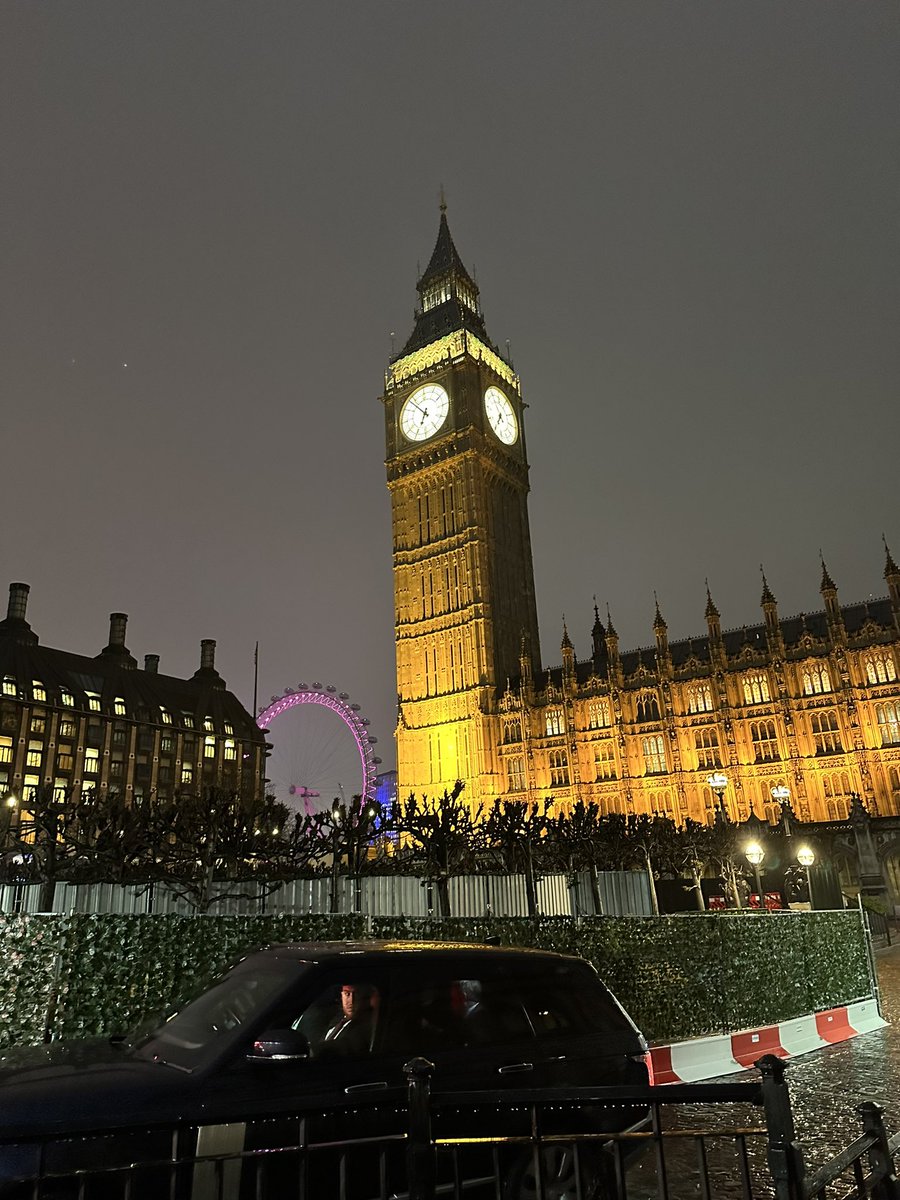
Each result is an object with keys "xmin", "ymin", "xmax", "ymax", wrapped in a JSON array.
[{"xmin": 247, "ymin": 1029, "xmax": 310, "ymax": 1062}]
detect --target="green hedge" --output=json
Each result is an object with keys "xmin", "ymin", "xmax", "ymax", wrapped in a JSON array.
[{"xmin": 0, "ymin": 911, "xmax": 872, "ymax": 1050}]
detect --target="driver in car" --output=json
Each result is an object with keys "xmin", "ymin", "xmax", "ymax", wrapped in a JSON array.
[{"xmin": 320, "ymin": 983, "xmax": 378, "ymax": 1055}]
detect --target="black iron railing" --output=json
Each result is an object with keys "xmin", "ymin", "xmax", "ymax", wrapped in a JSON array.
[{"xmin": 1, "ymin": 1055, "xmax": 897, "ymax": 1200}]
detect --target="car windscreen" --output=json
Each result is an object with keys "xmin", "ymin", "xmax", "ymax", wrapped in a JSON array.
[{"xmin": 132, "ymin": 959, "xmax": 307, "ymax": 1072}]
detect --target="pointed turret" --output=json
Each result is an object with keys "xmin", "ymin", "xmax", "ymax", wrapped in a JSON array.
[
  {"xmin": 561, "ymin": 618, "xmax": 575, "ymax": 686},
  {"xmin": 397, "ymin": 204, "xmax": 492, "ymax": 358},
  {"xmin": 819, "ymin": 553, "xmax": 845, "ymax": 644},
  {"xmin": 605, "ymin": 605, "xmax": 623, "ymax": 685},
  {"xmin": 653, "ymin": 593, "xmax": 671, "ymax": 671},
  {"xmin": 591, "ymin": 600, "xmax": 608, "ymax": 670},
  {"xmin": 885, "ymin": 535, "xmax": 900, "ymax": 615},
  {"xmin": 760, "ymin": 566, "xmax": 783, "ymax": 656},
  {"xmin": 705, "ymin": 581, "xmax": 724, "ymax": 667}
]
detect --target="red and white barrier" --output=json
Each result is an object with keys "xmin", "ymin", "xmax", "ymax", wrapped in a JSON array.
[{"xmin": 650, "ymin": 999, "xmax": 887, "ymax": 1083}]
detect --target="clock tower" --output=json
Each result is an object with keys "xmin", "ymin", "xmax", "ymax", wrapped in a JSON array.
[{"xmin": 383, "ymin": 206, "xmax": 541, "ymax": 806}]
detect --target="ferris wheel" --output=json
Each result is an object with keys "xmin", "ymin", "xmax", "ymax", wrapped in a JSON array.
[{"xmin": 256, "ymin": 684, "xmax": 381, "ymax": 808}]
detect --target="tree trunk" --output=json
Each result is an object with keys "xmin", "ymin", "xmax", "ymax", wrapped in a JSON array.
[
  {"xmin": 436, "ymin": 874, "xmax": 451, "ymax": 919},
  {"xmin": 691, "ymin": 866, "xmax": 706, "ymax": 911},
  {"xmin": 589, "ymin": 863, "xmax": 603, "ymax": 915},
  {"xmin": 523, "ymin": 841, "xmax": 538, "ymax": 918},
  {"xmin": 645, "ymin": 850, "xmax": 660, "ymax": 916},
  {"xmin": 39, "ymin": 877, "xmax": 56, "ymax": 912}
]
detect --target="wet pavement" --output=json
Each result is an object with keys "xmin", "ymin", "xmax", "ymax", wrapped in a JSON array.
[{"xmin": 623, "ymin": 943, "xmax": 900, "ymax": 1197}]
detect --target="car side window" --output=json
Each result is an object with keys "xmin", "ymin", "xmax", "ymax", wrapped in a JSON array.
[
  {"xmin": 267, "ymin": 975, "xmax": 383, "ymax": 1059},
  {"xmin": 515, "ymin": 965, "xmax": 636, "ymax": 1041},
  {"xmin": 384, "ymin": 969, "xmax": 535, "ymax": 1054}
]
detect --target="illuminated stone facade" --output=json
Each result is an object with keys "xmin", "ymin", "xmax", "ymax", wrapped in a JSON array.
[
  {"xmin": 0, "ymin": 583, "xmax": 266, "ymax": 811},
  {"xmin": 386, "ymin": 212, "xmax": 900, "ymax": 820}
]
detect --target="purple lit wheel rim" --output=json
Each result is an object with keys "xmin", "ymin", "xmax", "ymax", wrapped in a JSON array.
[{"xmin": 256, "ymin": 690, "xmax": 378, "ymax": 805}]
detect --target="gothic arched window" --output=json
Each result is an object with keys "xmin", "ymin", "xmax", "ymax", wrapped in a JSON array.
[
  {"xmin": 866, "ymin": 652, "xmax": 898, "ymax": 685},
  {"xmin": 636, "ymin": 694, "xmax": 660, "ymax": 723},
  {"xmin": 503, "ymin": 719, "xmax": 522, "ymax": 744},
  {"xmin": 750, "ymin": 719, "xmax": 779, "ymax": 762},
  {"xmin": 549, "ymin": 749, "xmax": 569, "ymax": 787},
  {"xmin": 686, "ymin": 682, "xmax": 713, "ymax": 713},
  {"xmin": 545, "ymin": 709, "xmax": 564, "ymax": 737},
  {"xmin": 642, "ymin": 734, "xmax": 666, "ymax": 775},
  {"xmin": 507, "ymin": 756, "xmax": 525, "ymax": 793},
  {"xmin": 742, "ymin": 673, "xmax": 771, "ymax": 705},
  {"xmin": 876, "ymin": 701, "xmax": 900, "ymax": 746},
  {"xmin": 802, "ymin": 662, "xmax": 832, "ymax": 695},
  {"xmin": 811, "ymin": 710, "xmax": 842, "ymax": 755},
  {"xmin": 694, "ymin": 727, "xmax": 720, "ymax": 770},
  {"xmin": 594, "ymin": 741, "xmax": 616, "ymax": 780},
  {"xmin": 587, "ymin": 698, "xmax": 611, "ymax": 729}
]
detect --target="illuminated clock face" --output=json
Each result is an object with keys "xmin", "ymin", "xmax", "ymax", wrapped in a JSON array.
[
  {"xmin": 399, "ymin": 384, "xmax": 450, "ymax": 442},
  {"xmin": 484, "ymin": 386, "xmax": 518, "ymax": 445}
]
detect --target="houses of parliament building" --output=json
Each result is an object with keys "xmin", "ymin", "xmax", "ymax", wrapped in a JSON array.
[{"xmin": 383, "ymin": 208, "xmax": 900, "ymax": 825}]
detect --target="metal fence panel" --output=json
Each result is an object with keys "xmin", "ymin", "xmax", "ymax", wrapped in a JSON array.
[{"xmin": 0, "ymin": 871, "xmax": 651, "ymax": 918}]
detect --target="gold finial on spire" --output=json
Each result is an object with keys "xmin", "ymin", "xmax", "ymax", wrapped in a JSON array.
[{"xmin": 439, "ymin": 184, "xmax": 447, "ymax": 214}]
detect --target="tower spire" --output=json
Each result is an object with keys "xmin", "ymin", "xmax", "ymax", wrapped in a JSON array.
[{"xmin": 760, "ymin": 565, "xmax": 776, "ymax": 606}]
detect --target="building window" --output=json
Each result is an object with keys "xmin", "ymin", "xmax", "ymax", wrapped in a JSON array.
[
  {"xmin": 686, "ymin": 683, "xmax": 713, "ymax": 714},
  {"xmin": 182, "ymin": 714, "xmax": 195, "ymax": 729},
  {"xmin": 636, "ymin": 694, "xmax": 660, "ymax": 723},
  {"xmin": 549, "ymin": 749, "xmax": 569, "ymax": 787},
  {"xmin": 25, "ymin": 741, "xmax": 43, "ymax": 769},
  {"xmin": 56, "ymin": 753, "xmax": 74, "ymax": 772},
  {"xmin": 110, "ymin": 758, "xmax": 124, "ymax": 777},
  {"xmin": 545, "ymin": 709, "xmax": 564, "ymax": 736},
  {"xmin": 181, "ymin": 763, "xmax": 194, "ymax": 785},
  {"xmin": 802, "ymin": 663, "xmax": 832, "ymax": 695},
  {"xmin": 642, "ymin": 734, "xmax": 666, "ymax": 775},
  {"xmin": 224, "ymin": 739, "xmax": 237, "ymax": 761},
  {"xmin": 160, "ymin": 708, "xmax": 173, "ymax": 724},
  {"xmin": 30, "ymin": 715, "xmax": 46, "ymax": 735},
  {"xmin": 203, "ymin": 736, "xmax": 216, "ymax": 759},
  {"xmin": 508, "ymin": 755, "xmax": 525, "ymax": 792},
  {"xmin": 2, "ymin": 677, "xmax": 16, "ymax": 697},
  {"xmin": 811, "ymin": 711, "xmax": 842, "ymax": 755},
  {"xmin": 86, "ymin": 693, "xmax": 101, "ymax": 712},
  {"xmin": 503, "ymin": 719, "xmax": 522, "ymax": 743},
  {"xmin": 203, "ymin": 717, "xmax": 215, "ymax": 733},
  {"xmin": 750, "ymin": 719, "xmax": 779, "ymax": 762},
  {"xmin": 694, "ymin": 728, "xmax": 720, "ymax": 770},
  {"xmin": 588, "ymin": 698, "xmax": 611, "ymax": 729},
  {"xmin": 822, "ymin": 772, "xmax": 852, "ymax": 820},
  {"xmin": 224, "ymin": 722, "xmax": 234, "ymax": 735},
  {"xmin": 59, "ymin": 719, "xmax": 77, "ymax": 739},
  {"xmin": 112, "ymin": 728, "xmax": 127, "ymax": 748},
  {"xmin": 32, "ymin": 681, "xmax": 46, "ymax": 702},
  {"xmin": 83, "ymin": 748, "xmax": 100, "ymax": 775},
  {"xmin": 161, "ymin": 735, "xmax": 174, "ymax": 754},
  {"xmin": 0, "ymin": 736, "xmax": 12, "ymax": 765},
  {"xmin": 114, "ymin": 697, "xmax": 127, "ymax": 717},
  {"xmin": 876, "ymin": 701, "xmax": 900, "ymax": 747},
  {"xmin": 866, "ymin": 652, "xmax": 898, "ymax": 685},
  {"xmin": 53, "ymin": 779, "xmax": 68, "ymax": 802},
  {"xmin": 60, "ymin": 689, "xmax": 74, "ymax": 707},
  {"xmin": 594, "ymin": 741, "xmax": 616, "ymax": 780},
  {"xmin": 742, "ymin": 673, "xmax": 771, "ymax": 705}
]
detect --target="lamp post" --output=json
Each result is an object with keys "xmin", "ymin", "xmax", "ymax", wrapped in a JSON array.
[
  {"xmin": 707, "ymin": 772, "xmax": 729, "ymax": 821},
  {"xmin": 797, "ymin": 845, "xmax": 815, "ymax": 908},
  {"xmin": 745, "ymin": 842, "xmax": 766, "ymax": 912},
  {"xmin": 329, "ymin": 799, "xmax": 344, "ymax": 914},
  {"xmin": 771, "ymin": 785, "xmax": 792, "ymax": 836}
]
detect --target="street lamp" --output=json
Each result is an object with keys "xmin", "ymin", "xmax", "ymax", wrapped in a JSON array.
[
  {"xmin": 329, "ymin": 799, "xmax": 345, "ymax": 914},
  {"xmin": 797, "ymin": 845, "xmax": 815, "ymax": 908},
  {"xmin": 707, "ymin": 772, "xmax": 729, "ymax": 820},
  {"xmin": 771, "ymin": 785, "xmax": 792, "ymax": 835},
  {"xmin": 745, "ymin": 842, "xmax": 766, "ymax": 912}
]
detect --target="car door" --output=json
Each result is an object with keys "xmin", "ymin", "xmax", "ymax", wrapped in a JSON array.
[{"xmin": 193, "ymin": 965, "xmax": 399, "ymax": 1199}]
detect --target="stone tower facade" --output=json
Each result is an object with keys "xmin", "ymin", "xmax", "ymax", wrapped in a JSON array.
[{"xmin": 383, "ymin": 208, "xmax": 541, "ymax": 805}]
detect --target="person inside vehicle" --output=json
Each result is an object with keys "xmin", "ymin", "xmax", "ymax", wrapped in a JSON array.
[{"xmin": 320, "ymin": 982, "xmax": 379, "ymax": 1055}]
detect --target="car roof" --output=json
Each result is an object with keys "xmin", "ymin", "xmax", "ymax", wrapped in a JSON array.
[{"xmin": 244, "ymin": 940, "xmax": 586, "ymax": 967}]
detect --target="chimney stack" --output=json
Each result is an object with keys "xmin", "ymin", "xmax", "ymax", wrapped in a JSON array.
[
  {"xmin": 108, "ymin": 613, "xmax": 128, "ymax": 647},
  {"xmin": 99, "ymin": 611, "xmax": 136, "ymax": 667},
  {"xmin": 200, "ymin": 639, "xmax": 216, "ymax": 671},
  {"xmin": 0, "ymin": 583, "xmax": 38, "ymax": 645},
  {"xmin": 7, "ymin": 583, "xmax": 29, "ymax": 622},
  {"xmin": 144, "ymin": 654, "xmax": 160, "ymax": 674}
]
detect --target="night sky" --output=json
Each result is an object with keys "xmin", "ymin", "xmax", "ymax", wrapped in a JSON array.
[{"xmin": 3, "ymin": 3, "xmax": 898, "ymax": 800}]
